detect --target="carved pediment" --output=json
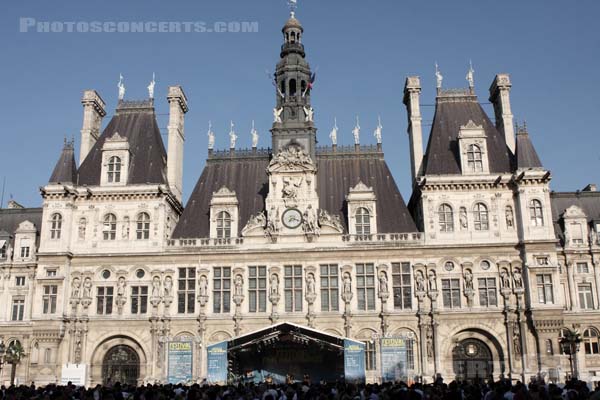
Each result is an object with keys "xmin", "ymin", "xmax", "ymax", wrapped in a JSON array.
[
  {"xmin": 213, "ymin": 186, "xmax": 236, "ymax": 198},
  {"xmin": 563, "ymin": 205, "xmax": 587, "ymax": 219},
  {"xmin": 461, "ymin": 120, "xmax": 483, "ymax": 130},
  {"xmin": 268, "ymin": 146, "xmax": 316, "ymax": 173},
  {"xmin": 16, "ymin": 220, "xmax": 36, "ymax": 233},
  {"xmin": 349, "ymin": 180, "xmax": 373, "ymax": 193},
  {"xmin": 107, "ymin": 131, "xmax": 127, "ymax": 142}
]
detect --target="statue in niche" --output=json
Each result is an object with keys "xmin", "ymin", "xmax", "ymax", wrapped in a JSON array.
[
  {"xmin": 199, "ymin": 275, "xmax": 208, "ymax": 298},
  {"xmin": 152, "ymin": 276, "xmax": 161, "ymax": 298},
  {"xmin": 122, "ymin": 217, "xmax": 130, "ymax": 239},
  {"xmin": 513, "ymin": 268, "xmax": 523, "ymax": 289},
  {"xmin": 164, "ymin": 276, "xmax": 173, "ymax": 297},
  {"xmin": 303, "ymin": 205, "xmax": 319, "ymax": 235},
  {"xmin": 426, "ymin": 327, "xmax": 434, "ymax": 359},
  {"xmin": 71, "ymin": 277, "xmax": 81, "ymax": 298},
  {"xmin": 270, "ymin": 274, "xmax": 279, "ymax": 296},
  {"xmin": 460, "ymin": 208, "xmax": 468, "ymax": 230},
  {"xmin": 464, "ymin": 269, "xmax": 473, "ymax": 291},
  {"xmin": 234, "ymin": 275, "xmax": 244, "ymax": 297},
  {"xmin": 428, "ymin": 272, "xmax": 437, "ymax": 291},
  {"xmin": 343, "ymin": 273, "xmax": 352, "ymax": 296},
  {"xmin": 500, "ymin": 270, "xmax": 511, "ymax": 288},
  {"xmin": 306, "ymin": 273, "xmax": 316, "ymax": 295},
  {"xmin": 379, "ymin": 272, "xmax": 389, "ymax": 294},
  {"xmin": 78, "ymin": 218, "xmax": 87, "ymax": 240},
  {"xmin": 505, "ymin": 206, "xmax": 514, "ymax": 229},
  {"xmin": 82, "ymin": 277, "xmax": 92, "ymax": 298},
  {"xmin": 513, "ymin": 325, "xmax": 521, "ymax": 356},
  {"xmin": 415, "ymin": 271, "xmax": 426, "ymax": 292},
  {"xmin": 117, "ymin": 276, "xmax": 126, "ymax": 297}
]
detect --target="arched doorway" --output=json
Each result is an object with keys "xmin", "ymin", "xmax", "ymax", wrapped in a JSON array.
[
  {"xmin": 452, "ymin": 338, "xmax": 493, "ymax": 382},
  {"xmin": 102, "ymin": 345, "xmax": 140, "ymax": 386}
]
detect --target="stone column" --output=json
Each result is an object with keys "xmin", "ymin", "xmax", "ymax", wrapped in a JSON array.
[{"xmin": 232, "ymin": 274, "xmax": 244, "ymax": 337}]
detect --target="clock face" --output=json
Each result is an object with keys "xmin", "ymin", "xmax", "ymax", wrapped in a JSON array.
[{"xmin": 282, "ymin": 208, "xmax": 303, "ymax": 229}]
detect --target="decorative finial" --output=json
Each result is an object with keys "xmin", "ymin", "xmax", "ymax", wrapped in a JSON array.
[
  {"xmin": 207, "ymin": 121, "xmax": 215, "ymax": 150},
  {"xmin": 147, "ymin": 72, "xmax": 156, "ymax": 99},
  {"xmin": 229, "ymin": 121, "xmax": 238, "ymax": 149},
  {"xmin": 251, "ymin": 120, "xmax": 259, "ymax": 148},
  {"xmin": 353, "ymin": 116, "xmax": 361, "ymax": 145},
  {"xmin": 435, "ymin": 63, "xmax": 443, "ymax": 89},
  {"xmin": 330, "ymin": 117, "xmax": 338, "ymax": 145},
  {"xmin": 118, "ymin": 74, "xmax": 125, "ymax": 100},
  {"xmin": 466, "ymin": 60, "xmax": 475, "ymax": 88},
  {"xmin": 287, "ymin": 0, "xmax": 298, "ymax": 17},
  {"xmin": 374, "ymin": 116, "xmax": 383, "ymax": 144}
]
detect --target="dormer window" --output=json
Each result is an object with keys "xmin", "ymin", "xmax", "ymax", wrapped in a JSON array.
[
  {"xmin": 438, "ymin": 204, "xmax": 454, "ymax": 232},
  {"xmin": 136, "ymin": 213, "xmax": 150, "ymax": 240},
  {"xmin": 103, "ymin": 214, "xmax": 117, "ymax": 240},
  {"xmin": 529, "ymin": 199, "xmax": 544, "ymax": 226},
  {"xmin": 466, "ymin": 144, "xmax": 483, "ymax": 173},
  {"xmin": 209, "ymin": 187, "xmax": 239, "ymax": 239},
  {"xmin": 473, "ymin": 203, "xmax": 489, "ymax": 231},
  {"xmin": 216, "ymin": 211, "xmax": 232, "ymax": 239},
  {"xmin": 107, "ymin": 156, "xmax": 122, "ymax": 183},
  {"xmin": 355, "ymin": 208, "xmax": 371, "ymax": 236},
  {"xmin": 50, "ymin": 213, "xmax": 62, "ymax": 239},
  {"xmin": 0, "ymin": 240, "xmax": 7, "ymax": 258}
]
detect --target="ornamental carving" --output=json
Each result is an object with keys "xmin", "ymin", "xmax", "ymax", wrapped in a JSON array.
[{"xmin": 268, "ymin": 146, "xmax": 315, "ymax": 172}]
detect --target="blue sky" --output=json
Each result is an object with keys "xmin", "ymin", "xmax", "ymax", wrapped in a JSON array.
[{"xmin": 1, "ymin": 0, "xmax": 599, "ymax": 207}]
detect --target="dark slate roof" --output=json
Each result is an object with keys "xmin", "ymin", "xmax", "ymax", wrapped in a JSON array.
[
  {"xmin": 515, "ymin": 129, "xmax": 543, "ymax": 169},
  {"xmin": 551, "ymin": 191, "xmax": 600, "ymax": 238},
  {"xmin": 172, "ymin": 152, "xmax": 417, "ymax": 238},
  {"xmin": 77, "ymin": 101, "xmax": 167, "ymax": 186},
  {"xmin": 0, "ymin": 208, "xmax": 43, "ymax": 246},
  {"xmin": 49, "ymin": 141, "xmax": 77, "ymax": 184},
  {"xmin": 422, "ymin": 93, "xmax": 513, "ymax": 175}
]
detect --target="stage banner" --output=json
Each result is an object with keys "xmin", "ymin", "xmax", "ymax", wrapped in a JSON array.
[
  {"xmin": 344, "ymin": 339, "xmax": 365, "ymax": 383},
  {"xmin": 380, "ymin": 337, "xmax": 408, "ymax": 382},
  {"xmin": 167, "ymin": 341, "xmax": 194, "ymax": 384},
  {"xmin": 207, "ymin": 341, "xmax": 228, "ymax": 384}
]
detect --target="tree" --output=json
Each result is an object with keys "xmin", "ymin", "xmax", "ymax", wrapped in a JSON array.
[{"xmin": 5, "ymin": 341, "xmax": 25, "ymax": 386}]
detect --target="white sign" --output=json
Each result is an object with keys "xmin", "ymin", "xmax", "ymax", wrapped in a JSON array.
[{"xmin": 61, "ymin": 363, "xmax": 87, "ymax": 386}]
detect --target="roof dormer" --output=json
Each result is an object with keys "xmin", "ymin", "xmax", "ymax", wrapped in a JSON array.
[
  {"xmin": 458, "ymin": 120, "xmax": 489, "ymax": 175},
  {"xmin": 100, "ymin": 132, "xmax": 130, "ymax": 186}
]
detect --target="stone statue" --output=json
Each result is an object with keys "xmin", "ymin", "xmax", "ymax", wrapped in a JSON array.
[
  {"xmin": 122, "ymin": 216, "xmax": 130, "ymax": 239},
  {"xmin": 303, "ymin": 205, "xmax": 319, "ymax": 235},
  {"xmin": 513, "ymin": 268, "xmax": 523, "ymax": 289},
  {"xmin": 266, "ymin": 207, "xmax": 280, "ymax": 237},
  {"xmin": 164, "ymin": 276, "xmax": 173, "ymax": 297},
  {"xmin": 590, "ymin": 229, "xmax": 598, "ymax": 246},
  {"xmin": 460, "ymin": 207, "xmax": 468, "ymax": 230},
  {"xmin": 428, "ymin": 272, "xmax": 437, "ymax": 291},
  {"xmin": 303, "ymin": 106, "xmax": 314, "ymax": 122},
  {"xmin": 282, "ymin": 176, "xmax": 303, "ymax": 203},
  {"xmin": 466, "ymin": 61, "xmax": 475, "ymax": 88},
  {"xmin": 379, "ymin": 272, "xmax": 389, "ymax": 294},
  {"xmin": 78, "ymin": 218, "xmax": 86, "ymax": 240},
  {"xmin": 329, "ymin": 118, "xmax": 338, "ymax": 145},
  {"xmin": 435, "ymin": 63, "xmax": 443, "ymax": 89},
  {"xmin": 513, "ymin": 325, "xmax": 521, "ymax": 356},
  {"xmin": 373, "ymin": 117, "xmax": 383, "ymax": 144},
  {"xmin": 229, "ymin": 121, "xmax": 237, "ymax": 149},
  {"xmin": 352, "ymin": 117, "xmax": 361, "ymax": 145},
  {"xmin": 415, "ymin": 272, "xmax": 425, "ymax": 292},
  {"xmin": 464, "ymin": 270, "xmax": 473, "ymax": 291},
  {"xmin": 505, "ymin": 206, "xmax": 514, "ymax": 228},
  {"xmin": 306, "ymin": 273, "xmax": 316, "ymax": 295},
  {"xmin": 152, "ymin": 276, "xmax": 161, "ymax": 298},
  {"xmin": 234, "ymin": 275, "xmax": 244, "ymax": 297},
  {"xmin": 343, "ymin": 273, "xmax": 352, "ymax": 296},
  {"xmin": 270, "ymin": 274, "xmax": 279, "ymax": 296},
  {"xmin": 243, "ymin": 212, "xmax": 267, "ymax": 232},
  {"xmin": 500, "ymin": 270, "xmax": 511, "ymax": 288},
  {"xmin": 318, "ymin": 209, "xmax": 344, "ymax": 233},
  {"xmin": 426, "ymin": 327, "xmax": 434, "ymax": 359},
  {"xmin": 117, "ymin": 276, "xmax": 126, "ymax": 297},
  {"xmin": 199, "ymin": 275, "xmax": 208, "ymax": 298},
  {"xmin": 207, "ymin": 121, "xmax": 215, "ymax": 150},
  {"xmin": 82, "ymin": 277, "xmax": 92, "ymax": 298},
  {"xmin": 251, "ymin": 120, "xmax": 259, "ymax": 148},
  {"xmin": 71, "ymin": 277, "xmax": 81, "ymax": 298},
  {"xmin": 118, "ymin": 74, "xmax": 126, "ymax": 100},
  {"xmin": 273, "ymin": 107, "xmax": 283, "ymax": 123},
  {"xmin": 147, "ymin": 72, "xmax": 156, "ymax": 99}
]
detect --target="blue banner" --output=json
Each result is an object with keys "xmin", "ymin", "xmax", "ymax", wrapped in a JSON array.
[
  {"xmin": 207, "ymin": 341, "xmax": 228, "ymax": 385},
  {"xmin": 344, "ymin": 339, "xmax": 365, "ymax": 383},
  {"xmin": 167, "ymin": 341, "xmax": 194, "ymax": 384},
  {"xmin": 380, "ymin": 337, "xmax": 408, "ymax": 382}
]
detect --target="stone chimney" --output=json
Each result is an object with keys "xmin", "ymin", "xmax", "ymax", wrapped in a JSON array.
[
  {"xmin": 79, "ymin": 90, "xmax": 106, "ymax": 166},
  {"xmin": 166, "ymin": 86, "xmax": 188, "ymax": 203},
  {"xmin": 489, "ymin": 74, "xmax": 515, "ymax": 154},
  {"xmin": 403, "ymin": 76, "xmax": 424, "ymax": 182}
]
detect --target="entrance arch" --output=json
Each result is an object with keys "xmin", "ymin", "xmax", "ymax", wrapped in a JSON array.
[
  {"xmin": 452, "ymin": 338, "xmax": 493, "ymax": 382},
  {"xmin": 102, "ymin": 345, "xmax": 140, "ymax": 386}
]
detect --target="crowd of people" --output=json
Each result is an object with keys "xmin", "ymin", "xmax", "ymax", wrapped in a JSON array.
[{"xmin": 0, "ymin": 377, "xmax": 599, "ymax": 400}]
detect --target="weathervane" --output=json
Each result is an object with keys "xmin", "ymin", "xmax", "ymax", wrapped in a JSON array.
[{"xmin": 287, "ymin": 0, "xmax": 298, "ymax": 17}]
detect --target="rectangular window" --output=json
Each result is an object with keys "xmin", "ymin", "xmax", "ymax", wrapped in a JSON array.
[
  {"xmin": 15, "ymin": 276, "xmax": 26, "ymax": 287},
  {"xmin": 478, "ymin": 278, "xmax": 497, "ymax": 307},
  {"xmin": 536, "ymin": 274, "xmax": 554, "ymax": 304},
  {"xmin": 0, "ymin": 243, "xmax": 6, "ymax": 259},
  {"xmin": 96, "ymin": 287, "xmax": 114, "ymax": 315},
  {"xmin": 213, "ymin": 267, "xmax": 231, "ymax": 314},
  {"xmin": 177, "ymin": 267, "xmax": 196, "ymax": 314},
  {"xmin": 392, "ymin": 262, "xmax": 412, "ymax": 310},
  {"xmin": 248, "ymin": 266, "xmax": 267, "ymax": 313},
  {"xmin": 442, "ymin": 279, "xmax": 461, "ymax": 308},
  {"xmin": 577, "ymin": 262, "xmax": 590, "ymax": 274},
  {"xmin": 131, "ymin": 286, "xmax": 148, "ymax": 314},
  {"xmin": 284, "ymin": 265, "xmax": 303, "ymax": 312},
  {"xmin": 570, "ymin": 223, "xmax": 584, "ymax": 244},
  {"xmin": 11, "ymin": 298, "xmax": 25, "ymax": 321},
  {"xmin": 356, "ymin": 263, "xmax": 376, "ymax": 311},
  {"xmin": 320, "ymin": 264, "xmax": 339, "ymax": 312},
  {"xmin": 20, "ymin": 247, "xmax": 30, "ymax": 258},
  {"xmin": 365, "ymin": 341, "xmax": 376, "ymax": 371},
  {"xmin": 42, "ymin": 285, "xmax": 58, "ymax": 314},
  {"xmin": 46, "ymin": 269, "xmax": 57, "ymax": 277},
  {"xmin": 579, "ymin": 283, "xmax": 594, "ymax": 310}
]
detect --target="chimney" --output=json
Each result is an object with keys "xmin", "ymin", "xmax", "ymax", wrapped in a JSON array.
[
  {"xmin": 79, "ymin": 90, "xmax": 106, "ymax": 166},
  {"xmin": 166, "ymin": 86, "xmax": 188, "ymax": 203},
  {"xmin": 403, "ymin": 76, "xmax": 424, "ymax": 182},
  {"xmin": 489, "ymin": 74, "xmax": 515, "ymax": 153}
]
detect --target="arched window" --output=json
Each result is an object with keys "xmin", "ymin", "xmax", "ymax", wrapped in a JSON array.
[
  {"xmin": 301, "ymin": 80, "xmax": 307, "ymax": 95},
  {"xmin": 103, "ymin": 214, "xmax": 117, "ymax": 241},
  {"xmin": 50, "ymin": 213, "xmax": 62, "ymax": 240},
  {"xmin": 473, "ymin": 203, "xmax": 489, "ymax": 231},
  {"xmin": 584, "ymin": 328, "xmax": 600, "ymax": 355},
  {"xmin": 216, "ymin": 211, "xmax": 232, "ymax": 239},
  {"xmin": 289, "ymin": 79, "xmax": 297, "ymax": 97},
  {"xmin": 466, "ymin": 144, "xmax": 483, "ymax": 173},
  {"xmin": 107, "ymin": 156, "xmax": 122, "ymax": 183},
  {"xmin": 290, "ymin": 31, "xmax": 296, "ymax": 43},
  {"xmin": 438, "ymin": 204, "xmax": 454, "ymax": 232},
  {"xmin": 280, "ymin": 80, "xmax": 286, "ymax": 96},
  {"xmin": 530, "ymin": 199, "xmax": 544, "ymax": 227},
  {"xmin": 136, "ymin": 213, "xmax": 150, "ymax": 240},
  {"xmin": 355, "ymin": 208, "xmax": 371, "ymax": 236}
]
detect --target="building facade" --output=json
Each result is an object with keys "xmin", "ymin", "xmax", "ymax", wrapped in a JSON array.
[{"xmin": 1, "ymin": 11, "xmax": 600, "ymax": 386}]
